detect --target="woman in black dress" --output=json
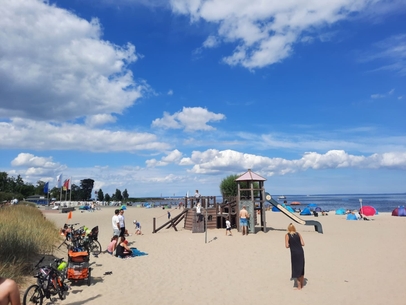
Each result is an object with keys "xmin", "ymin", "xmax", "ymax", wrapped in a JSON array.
[{"xmin": 285, "ymin": 223, "xmax": 305, "ymax": 289}]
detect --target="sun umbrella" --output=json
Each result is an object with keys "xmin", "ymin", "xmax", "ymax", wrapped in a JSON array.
[{"xmin": 360, "ymin": 206, "xmax": 376, "ymax": 216}]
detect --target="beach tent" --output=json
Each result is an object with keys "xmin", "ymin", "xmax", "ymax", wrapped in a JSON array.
[
  {"xmin": 272, "ymin": 206, "xmax": 281, "ymax": 212},
  {"xmin": 392, "ymin": 206, "xmax": 406, "ymax": 217},
  {"xmin": 285, "ymin": 205, "xmax": 295, "ymax": 213},
  {"xmin": 346, "ymin": 213, "xmax": 358, "ymax": 220},
  {"xmin": 360, "ymin": 206, "xmax": 376, "ymax": 216},
  {"xmin": 315, "ymin": 207, "xmax": 322, "ymax": 212},
  {"xmin": 300, "ymin": 207, "xmax": 312, "ymax": 216},
  {"xmin": 120, "ymin": 205, "xmax": 127, "ymax": 210},
  {"xmin": 335, "ymin": 208, "xmax": 346, "ymax": 215}
]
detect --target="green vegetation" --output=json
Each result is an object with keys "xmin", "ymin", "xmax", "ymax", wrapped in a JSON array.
[
  {"xmin": 0, "ymin": 205, "xmax": 60, "ymax": 282},
  {"xmin": 219, "ymin": 174, "xmax": 261, "ymax": 199},
  {"xmin": 220, "ymin": 174, "xmax": 239, "ymax": 197}
]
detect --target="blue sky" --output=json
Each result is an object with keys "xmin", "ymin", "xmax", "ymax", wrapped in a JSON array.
[{"xmin": 0, "ymin": 0, "xmax": 405, "ymax": 197}]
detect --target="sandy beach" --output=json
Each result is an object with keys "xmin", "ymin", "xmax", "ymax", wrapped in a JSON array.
[{"xmin": 34, "ymin": 205, "xmax": 406, "ymax": 305}]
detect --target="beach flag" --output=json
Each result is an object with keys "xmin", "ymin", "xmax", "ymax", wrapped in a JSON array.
[
  {"xmin": 57, "ymin": 174, "xmax": 63, "ymax": 188},
  {"xmin": 68, "ymin": 211, "xmax": 72, "ymax": 220},
  {"xmin": 43, "ymin": 182, "xmax": 49, "ymax": 194},
  {"xmin": 63, "ymin": 179, "xmax": 70, "ymax": 191}
]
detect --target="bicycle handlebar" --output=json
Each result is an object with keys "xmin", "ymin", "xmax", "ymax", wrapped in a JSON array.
[{"xmin": 35, "ymin": 256, "xmax": 45, "ymax": 268}]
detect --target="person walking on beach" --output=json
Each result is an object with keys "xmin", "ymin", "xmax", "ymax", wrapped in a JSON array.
[
  {"xmin": 0, "ymin": 277, "xmax": 21, "ymax": 305},
  {"xmin": 239, "ymin": 205, "xmax": 249, "ymax": 236},
  {"xmin": 285, "ymin": 223, "xmax": 305, "ymax": 290},
  {"xmin": 225, "ymin": 217, "xmax": 232, "ymax": 236},
  {"xmin": 112, "ymin": 209, "xmax": 120, "ymax": 237}
]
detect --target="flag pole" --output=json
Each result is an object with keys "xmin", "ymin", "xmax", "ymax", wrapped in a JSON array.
[{"xmin": 68, "ymin": 178, "xmax": 71, "ymax": 206}]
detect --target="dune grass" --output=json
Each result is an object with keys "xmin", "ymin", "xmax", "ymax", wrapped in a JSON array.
[{"xmin": 0, "ymin": 204, "xmax": 60, "ymax": 281}]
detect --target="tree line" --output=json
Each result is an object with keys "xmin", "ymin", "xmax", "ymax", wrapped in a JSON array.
[{"xmin": 0, "ymin": 172, "xmax": 130, "ymax": 203}]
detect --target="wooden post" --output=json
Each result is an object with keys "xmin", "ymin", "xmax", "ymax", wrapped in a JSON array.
[{"xmin": 153, "ymin": 217, "xmax": 156, "ymax": 233}]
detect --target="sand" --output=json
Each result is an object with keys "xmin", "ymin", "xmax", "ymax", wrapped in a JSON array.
[{"xmin": 33, "ymin": 205, "xmax": 406, "ymax": 305}]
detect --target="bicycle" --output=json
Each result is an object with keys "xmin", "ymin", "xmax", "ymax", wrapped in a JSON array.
[
  {"xmin": 23, "ymin": 256, "xmax": 69, "ymax": 305},
  {"xmin": 58, "ymin": 223, "xmax": 102, "ymax": 256}
]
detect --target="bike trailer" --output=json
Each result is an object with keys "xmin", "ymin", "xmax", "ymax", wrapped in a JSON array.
[
  {"xmin": 68, "ymin": 250, "xmax": 89, "ymax": 262},
  {"xmin": 67, "ymin": 250, "xmax": 91, "ymax": 285}
]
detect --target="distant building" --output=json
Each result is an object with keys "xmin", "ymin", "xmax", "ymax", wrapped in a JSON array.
[{"xmin": 25, "ymin": 195, "xmax": 48, "ymax": 205}]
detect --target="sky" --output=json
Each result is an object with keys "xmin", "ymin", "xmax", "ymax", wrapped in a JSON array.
[{"xmin": 0, "ymin": 0, "xmax": 405, "ymax": 198}]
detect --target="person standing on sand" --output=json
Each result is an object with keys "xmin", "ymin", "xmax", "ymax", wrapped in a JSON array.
[
  {"xmin": 285, "ymin": 223, "xmax": 305, "ymax": 290},
  {"xmin": 112, "ymin": 209, "xmax": 120, "ymax": 237},
  {"xmin": 0, "ymin": 277, "xmax": 21, "ymax": 305},
  {"xmin": 239, "ymin": 205, "xmax": 249, "ymax": 236},
  {"xmin": 118, "ymin": 209, "xmax": 126, "ymax": 237}
]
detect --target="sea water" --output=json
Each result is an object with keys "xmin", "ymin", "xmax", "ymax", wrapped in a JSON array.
[
  {"xmin": 158, "ymin": 193, "xmax": 406, "ymax": 213},
  {"xmin": 270, "ymin": 193, "xmax": 406, "ymax": 212}
]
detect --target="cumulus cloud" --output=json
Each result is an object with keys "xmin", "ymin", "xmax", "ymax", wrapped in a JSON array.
[
  {"xmin": 0, "ymin": 118, "xmax": 170, "ymax": 152},
  {"xmin": 0, "ymin": 0, "xmax": 144, "ymax": 121},
  {"xmin": 85, "ymin": 114, "xmax": 117, "ymax": 127},
  {"xmin": 11, "ymin": 153, "xmax": 58, "ymax": 168},
  {"xmin": 181, "ymin": 149, "xmax": 406, "ymax": 175},
  {"xmin": 146, "ymin": 149, "xmax": 183, "ymax": 167},
  {"xmin": 152, "ymin": 107, "xmax": 226, "ymax": 131},
  {"xmin": 10, "ymin": 153, "xmax": 65, "ymax": 180},
  {"xmin": 170, "ymin": 0, "xmax": 389, "ymax": 69}
]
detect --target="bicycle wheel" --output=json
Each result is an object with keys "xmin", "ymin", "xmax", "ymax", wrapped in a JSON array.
[
  {"xmin": 23, "ymin": 284, "xmax": 43, "ymax": 305},
  {"xmin": 89, "ymin": 240, "xmax": 102, "ymax": 256},
  {"xmin": 55, "ymin": 276, "xmax": 67, "ymax": 300}
]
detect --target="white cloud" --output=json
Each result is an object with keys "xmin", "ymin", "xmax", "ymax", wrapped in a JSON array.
[
  {"xmin": 183, "ymin": 149, "xmax": 406, "ymax": 175},
  {"xmin": 370, "ymin": 88, "xmax": 398, "ymax": 99},
  {"xmin": 85, "ymin": 114, "xmax": 117, "ymax": 127},
  {"xmin": 170, "ymin": 0, "xmax": 386, "ymax": 69},
  {"xmin": 0, "ymin": 0, "xmax": 145, "ymax": 121},
  {"xmin": 146, "ymin": 149, "xmax": 183, "ymax": 167},
  {"xmin": 362, "ymin": 34, "xmax": 406, "ymax": 75},
  {"xmin": 203, "ymin": 35, "xmax": 220, "ymax": 48},
  {"xmin": 0, "ymin": 118, "xmax": 170, "ymax": 152},
  {"xmin": 167, "ymin": 89, "xmax": 174, "ymax": 95},
  {"xmin": 11, "ymin": 153, "xmax": 58, "ymax": 168},
  {"xmin": 152, "ymin": 107, "xmax": 226, "ymax": 131}
]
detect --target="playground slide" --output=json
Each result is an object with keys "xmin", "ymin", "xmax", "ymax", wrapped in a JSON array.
[{"xmin": 265, "ymin": 193, "xmax": 323, "ymax": 234}]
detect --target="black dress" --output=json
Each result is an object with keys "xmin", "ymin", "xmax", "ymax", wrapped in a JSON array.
[{"xmin": 288, "ymin": 233, "xmax": 305, "ymax": 278}]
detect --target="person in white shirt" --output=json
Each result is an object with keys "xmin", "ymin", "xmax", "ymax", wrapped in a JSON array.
[
  {"xmin": 194, "ymin": 190, "xmax": 201, "ymax": 205},
  {"xmin": 225, "ymin": 218, "xmax": 232, "ymax": 236},
  {"xmin": 112, "ymin": 209, "xmax": 120, "ymax": 236}
]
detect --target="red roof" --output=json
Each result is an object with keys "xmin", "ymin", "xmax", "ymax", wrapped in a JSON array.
[{"xmin": 235, "ymin": 169, "xmax": 266, "ymax": 181}]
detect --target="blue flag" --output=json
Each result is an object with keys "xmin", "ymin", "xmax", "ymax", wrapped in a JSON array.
[{"xmin": 43, "ymin": 182, "xmax": 49, "ymax": 194}]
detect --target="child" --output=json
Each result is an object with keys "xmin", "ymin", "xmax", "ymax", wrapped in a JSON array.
[
  {"xmin": 133, "ymin": 220, "xmax": 142, "ymax": 235},
  {"xmin": 225, "ymin": 218, "xmax": 232, "ymax": 236},
  {"xmin": 106, "ymin": 235, "xmax": 118, "ymax": 255}
]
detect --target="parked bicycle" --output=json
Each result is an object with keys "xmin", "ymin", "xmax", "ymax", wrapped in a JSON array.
[
  {"xmin": 58, "ymin": 223, "xmax": 102, "ymax": 256},
  {"xmin": 23, "ymin": 256, "xmax": 69, "ymax": 305}
]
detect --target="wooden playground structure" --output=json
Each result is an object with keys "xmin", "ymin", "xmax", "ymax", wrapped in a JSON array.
[{"xmin": 152, "ymin": 169, "xmax": 269, "ymax": 234}]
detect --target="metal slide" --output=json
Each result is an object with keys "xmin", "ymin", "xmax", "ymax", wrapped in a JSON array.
[{"xmin": 265, "ymin": 192, "xmax": 323, "ymax": 234}]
